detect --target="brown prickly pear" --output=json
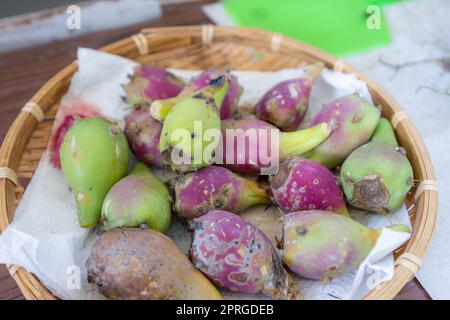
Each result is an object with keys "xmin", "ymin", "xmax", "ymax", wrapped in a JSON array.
[
  {"xmin": 340, "ymin": 141, "xmax": 414, "ymax": 214},
  {"xmin": 371, "ymin": 117, "xmax": 398, "ymax": 147},
  {"xmin": 271, "ymin": 157, "xmax": 348, "ymax": 216},
  {"xmin": 307, "ymin": 93, "xmax": 381, "ymax": 168},
  {"xmin": 282, "ymin": 210, "xmax": 410, "ymax": 280},
  {"xmin": 172, "ymin": 166, "xmax": 269, "ymax": 219},
  {"xmin": 124, "ymin": 107, "xmax": 163, "ymax": 166},
  {"xmin": 60, "ymin": 117, "xmax": 129, "ymax": 227},
  {"xmin": 87, "ymin": 228, "xmax": 222, "ymax": 300},
  {"xmin": 123, "ymin": 65, "xmax": 184, "ymax": 108},
  {"xmin": 219, "ymin": 118, "xmax": 331, "ymax": 174},
  {"xmin": 101, "ymin": 163, "xmax": 171, "ymax": 232},
  {"xmin": 255, "ymin": 63, "xmax": 323, "ymax": 131},
  {"xmin": 190, "ymin": 210, "xmax": 301, "ymax": 300},
  {"xmin": 151, "ymin": 67, "xmax": 242, "ymax": 121}
]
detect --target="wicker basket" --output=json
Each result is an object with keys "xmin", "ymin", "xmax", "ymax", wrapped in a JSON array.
[{"xmin": 0, "ymin": 25, "xmax": 438, "ymax": 300}]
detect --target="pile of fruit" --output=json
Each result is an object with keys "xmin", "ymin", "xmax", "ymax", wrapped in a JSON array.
[{"xmin": 57, "ymin": 64, "xmax": 414, "ymax": 300}]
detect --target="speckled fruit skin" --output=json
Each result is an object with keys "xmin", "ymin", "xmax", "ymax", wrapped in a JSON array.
[
  {"xmin": 124, "ymin": 107, "xmax": 163, "ymax": 166},
  {"xmin": 160, "ymin": 76, "xmax": 229, "ymax": 172},
  {"xmin": 307, "ymin": 93, "xmax": 381, "ymax": 169},
  {"xmin": 49, "ymin": 99, "xmax": 101, "ymax": 168},
  {"xmin": 255, "ymin": 64, "xmax": 323, "ymax": 131},
  {"xmin": 340, "ymin": 141, "xmax": 414, "ymax": 214},
  {"xmin": 86, "ymin": 228, "xmax": 222, "ymax": 300},
  {"xmin": 123, "ymin": 65, "xmax": 184, "ymax": 108},
  {"xmin": 282, "ymin": 210, "xmax": 409, "ymax": 280},
  {"xmin": 271, "ymin": 157, "xmax": 348, "ymax": 215},
  {"xmin": 220, "ymin": 118, "xmax": 331, "ymax": 174},
  {"xmin": 173, "ymin": 166, "xmax": 269, "ymax": 219},
  {"xmin": 60, "ymin": 117, "xmax": 129, "ymax": 227},
  {"xmin": 101, "ymin": 163, "xmax": 171, "ymax": 232},
  {"xmin": 190, "ymin": 210, "xmax": 301, "ymax": 300}
]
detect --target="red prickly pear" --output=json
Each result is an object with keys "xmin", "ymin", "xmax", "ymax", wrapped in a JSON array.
[
  {"xmin": 282, "ymin": 210, "xmax": 410, "ymax": 280},
  {"xmin": 87, "ymin": 228, "xmax": 222, "ymax": 300},
  {"xmin": 307, "ymin": 93, "xmax": 381, "ymax": 169},
  {"xmin": 151, "ymin": 67, "xmax": 242, "ymax": 121},
  {"xmin": 60, "ymin": 117, "xmax": 130, "ymax": 227},
  {"xmin": 340, "ymin": 141, "xmax": 414, "ymax": 214},
  {"xmin": 124, "ymin": 107, "xmax": 163, "ymax": 166},
  {"xmin": 101, "ymin": 163, "xmax": 171, "ymax": 232},
  {"xmin": 371, "ymin": 117, "xmax": 398, "ymax": 147},
  {"xmin": 220, "ymin": 118, "xmax": 331, "ymax": 174},
  {"xmin": 190, "ymin": 210, "xmax": 301, "ymax": 300},
  {"xmin": 255, "ymin": 63, "xmax": 323, "ymax": 131},
  {"xmin": 271, "ymin": 157, "xmax": 348, "ymax": 216},
  {"xmin": 123, "ymin": 65, "xmax": 184, "ymax": 108},
  {"xmin": 172, "ymin": 166, "xmax": 270, "ymax": 219},
  {"xmin": 49, "ymin": 100, "xmax": 101, "ymax": 168}
]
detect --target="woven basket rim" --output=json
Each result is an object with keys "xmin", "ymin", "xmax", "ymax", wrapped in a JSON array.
[{"xmin": 0, "ymin": 25, "xmax": 438, "ymax": 300}]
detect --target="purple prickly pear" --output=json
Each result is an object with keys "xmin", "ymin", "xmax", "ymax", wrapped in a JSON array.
[
  {"xmin": 219, "ymin": 118, "xmax": 331, "ymax": 174},
  {"xmin": 255, "ymin": 63, "xmax": 323, "ymax": 131},
  {"xmin": 190, "ymin": 210, "xmax": 301, "ymax": 300},
  {"xmin": 282, "ymin": 210, "xmax": 410, "ymax": 280},
  {"xmin": 172, "ymin": 166, "xmax": 269, "ymax": 219},
  {"xmin": 124, "ymin": 107, "xmax": 163, "ymax": 166},
  {"xmin": 340, "ymin": 141, "xmax": 414, "ymax": 214},
  {"xmin": 307, "ymin": 93, "xmax": 381, "ymax": 169},
  {"xmin": 123, "ymin": 65, "xmax": 184, "ymax": 108},
  {"xmin": 271, "ymin": 157, "xmax": 348, "ymax": 216},
  {"xmin": 151, "ymin": 67, "xmax": 242, "ymax": 120}
]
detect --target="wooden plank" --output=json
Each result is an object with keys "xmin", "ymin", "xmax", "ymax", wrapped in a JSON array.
[{"xmin": 0, "ymin": 0, "xmax": 430, "ymax": 300}]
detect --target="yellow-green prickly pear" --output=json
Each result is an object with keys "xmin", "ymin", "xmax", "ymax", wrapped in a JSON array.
[
  {"xmin": 101, "ymin": 162, "xmax": 171, "ymax": 232},
  {"xmin": 340, "ymin": 141, "xmax": 414, "ymax": 214},
  {"xmin": 370, "ymin": 117, "xmax": 398, "ymax": 147},
  {"xmin": 60, "ymin": 117, "xmax": 129, "ymax": 227},
  {"xmin": 282, "ymin": 210, "xmax": 410, "ymax": 280},
  {"xmin": 159, "ymin": 75, "xmax": 229, "ymax": 172}
]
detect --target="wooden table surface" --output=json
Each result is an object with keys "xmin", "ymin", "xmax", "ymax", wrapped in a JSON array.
[{"xmin": 0, "ymin": 0, "xmax": 431, "ymax": 300}]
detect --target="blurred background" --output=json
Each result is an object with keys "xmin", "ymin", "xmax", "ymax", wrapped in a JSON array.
[{"xmin": 0, "ymin": 0, "xmax": 449, "ymax": 300}]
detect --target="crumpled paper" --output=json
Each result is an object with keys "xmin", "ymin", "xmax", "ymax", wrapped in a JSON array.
[{"xmin": 0, "ymin": 48, "xmax": 411, "ymax": 300}]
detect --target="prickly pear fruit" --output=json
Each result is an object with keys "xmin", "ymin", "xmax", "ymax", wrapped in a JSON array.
[
  {"xmin": 190, "ymin": 210, "xmax": 301, "ymax": 300},
  {"xmin": 124, "ymin": 107, "xmax": 163, "ymax": 166},
  {"xmin": 101, "ymin": 163, "xmax": 171, "ymax": 232},
  {"xmin": 60, "ymin": 117, "xmax": 129, "ymax": 227},
  {"xmin": 87, "ymin": 228, "xmax": 222, "ymax": 300},
  {"xmin": 160, "ymin": 75, "xmax": 229, "ymax": 172},
  {"xmin": 255, "ymin": 64, "xmax": 323, "ymax": 131},
  {"xmin": 49, "ymin": 100, "xmax": 101, "ymax": 168},
  {"xmin": 123, "ymin": 65, "xmax": 184, "ymax": 108},
  {"xmin": 172, "ymin": 166, "xmax": 269, "ymax": 219},
  {"xmin": 282, "ymin": 210, "xmax": 410, "ymax": 280},
  {"xmin": 219, "ymin": 118, "xmax": 331, "ymax": 174},
  {"xmin": 151, "ymin": 67, "xmax": 241, "ymax": 121},
  {"xmin": 340, "ymin": 141, "xmax": 414, "ymax": 214},
  {"xmin": 371, "ymin": 117, "xmax": 398, "ymax": 147},
  {"xmin": 271, "ymin": 157, "xmax": 348, "ymax": 216},
  {"xmin": 307, "ymin": 93, "xmax": 381, "ymax": 168}
]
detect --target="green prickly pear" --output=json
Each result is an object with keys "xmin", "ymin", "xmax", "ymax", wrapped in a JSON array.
[
  {"xmin": 307, "ymin": 93, "xmax": 381, "ymax": 169},
  {"xmin": 159, "ymin": 75, "xmax": 229, "ymax": 172},
  {"xmin": 282, "ymin": 210, "xmax": 410, "ymax": 280},
  {"xmin": 60, "ymin": 117, "xmax": 129, "ymax": 227},
  {"xmin": 371, "ymin": 117, "xmax": 398, "ymax": 147},
  {"xmin": 101, "ymin": 162, "xmax": 171, "ymax": 232},
  {"xmin": 340, "ymin": 141, "xmax": 414, "ymax": 214}
]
